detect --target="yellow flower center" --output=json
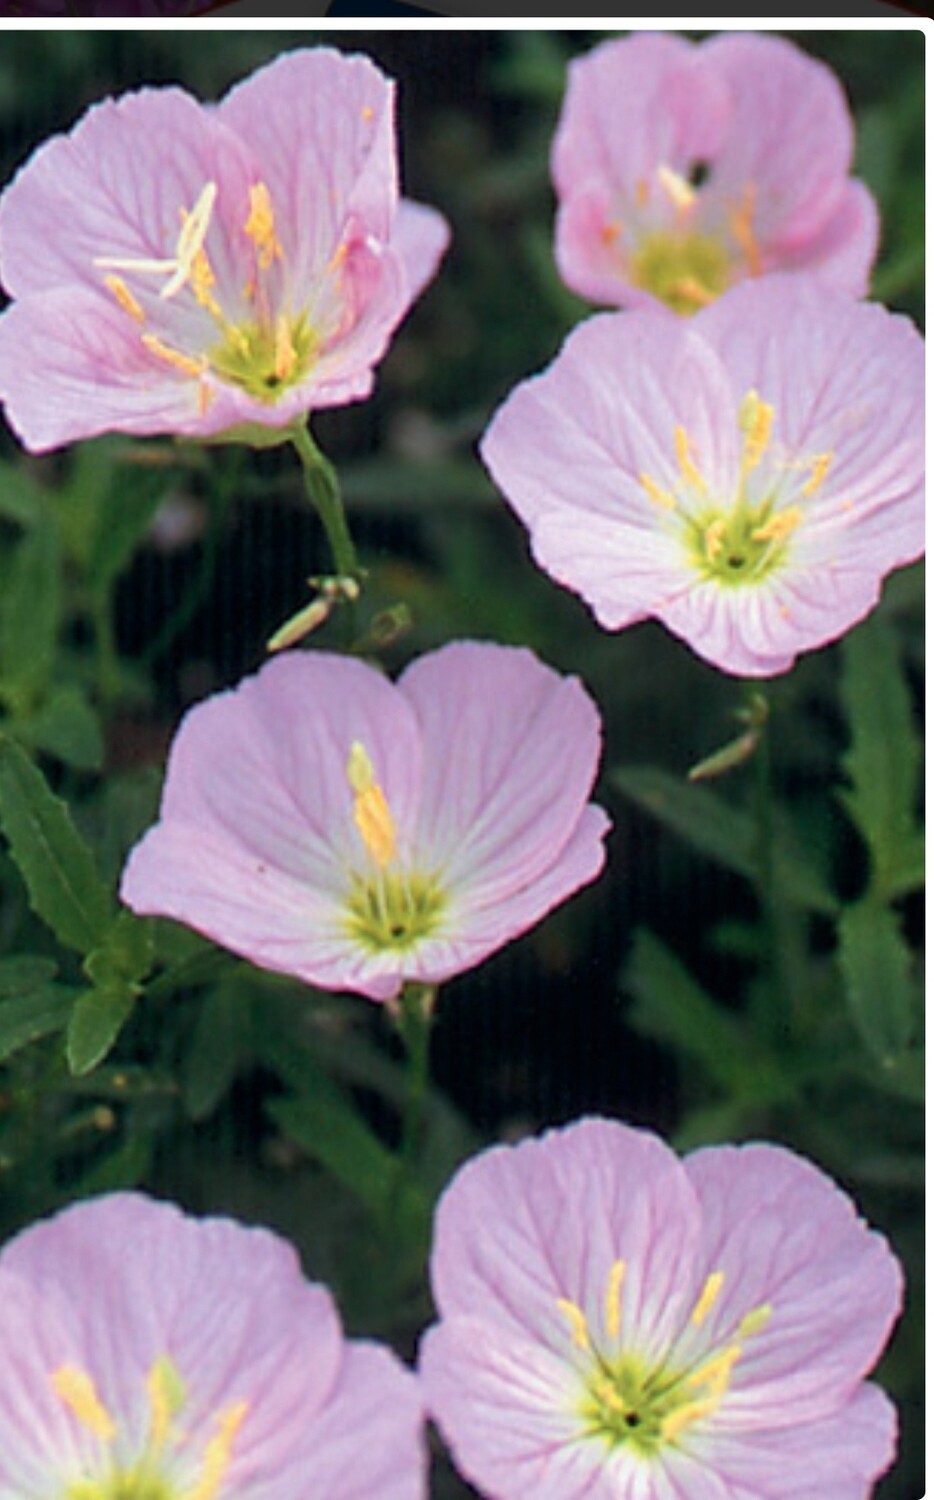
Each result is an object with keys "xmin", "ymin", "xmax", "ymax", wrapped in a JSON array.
[
  {"xmin": 556, "ymin": 1262, "xmax": 772, "ymax": 1458},
  {"xmin": 343, "ymin": 741, "xmax": 446, "ymax": 953},
  {"xmin": 95, "ymin": 179, "xmax": 323, "ymax": 411},
  {"xmin": 639, "ymin": 389, "xmax": 833, "ymax": 588},
  {"xmin": 51, "ymin": 1356, "xmax": 248, "ymax": 1500}
]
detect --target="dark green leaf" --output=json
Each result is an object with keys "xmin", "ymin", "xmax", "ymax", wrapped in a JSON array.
[
  {"xmin": 613, "ymin": 766, "xmax": 838, "ymax": 914},
  {"xmin": 0, "ymin": 983, "xmax": 76, "ymax": 1062},
  {"xmin": 839, "ymin": 616, "xmax": 922, "ymax": 899},
  {"xmin": 0, "ymin": 954, "xmax": 57, "ymax": 998},
  {"xmin": 66, "ymin": 984, "xmax": 137, "ymax": 1076},
  {"xmin": 86, "ymin": 472, "xmax": 168, "ymax": 596},
  {"xmin": 837, "ymin": 897, "xmax": 917, "ymax": 1064},
  {"xmin": 84, "ymin": 909, "xmax": 154, "ymax": 993},
  {"xmin": 182, "ymin": 986, "xmax": 252, "ymax": 1121},
  {"xmin": 0, "ymin": 518, "xmax": 61, "ymax": 698},
  {"xmin": 0, "ymin": 461, "xmax": 46, "ymax": 526},
  {"xmin": 0, "ymin": 736, "xmax": 113, "ymax": 952},
  {"xmin": 16, "ymin": 686, "xmax": 104, "ymax": 771}
]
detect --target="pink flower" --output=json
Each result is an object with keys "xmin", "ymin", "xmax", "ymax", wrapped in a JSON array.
[
  {"xmin": 0, "ymin": 1191, "xmax": 425, "ymax": 1500},
  {"xmin": 120, "ymin": 642, "xmax": 610, "ymax": 1002},
  {"xmin": 552, "ymin": 32, "xmax": 878, "ymax": 314},
  {"xmin": 480, "ymin": 277, "xmax": 924, "ymax": 677},
  {"xmin": 419, "ymin": 1116, "xmax": 904, "ymax": 1500},
  {"xmin": 0, "ymin": 47, "xmax": 449, "ymax": 453}
]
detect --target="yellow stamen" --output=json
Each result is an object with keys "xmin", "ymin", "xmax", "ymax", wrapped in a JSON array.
[
  {"xmin": 103, "ymin": 274, "xmax": 146, "ymax": 324},
  {"xmin": 801, "ymin": 451, "xmax": 833, "ymax": 498},
  {"xmin": 669, "ymin": 275, "xmax": 717, "ymax": 308},
  {"xmin": 704, "ymin": 518, "xmax": 727, "ymax": 561},
  {"xmin": 185, "ymin": 1401, "xmax": 249, "ymax": 1500},
  {"xmin": 674, "ymin": 425, "xmax": 706, "ymax": 491},
  {"xmin": 244, "ymin": 182, "xmax": 283, "ymax": 271},
  {"xmin": 658, "ymin": 163, "xmax": 697, "ymax": 213},
  {"xmin": 556, "ymin": 1297, "xmax": 591, "ymax": 1351},
  {"xmin": 347, "ymin": 742, "xmax": 397, "ymax": 868},
  {"xmin": 141, "ymin": 333, "xmax": 208, "ymax": 380},
  {"xmin": 739, "ymin": 390, "xmax": 774, "ymax": 474},
  {"xmin": 604, "ymin": 1259, "xmax": 627, "ymax": 1341},
  {"xmin": 146, "ymin": 1355, "xmax": 187, "ymax": 1449},
  {"xmin": 50, "ymin": 1366, "xmax": 116, "ymax": 1442},
  {"xmin": 729, "ymin": 182, "xmax": 762, "ymax": 276},
  {"xmin": 751, "ymin": 506, "xmax": 802, "ymax": 545},
  {"xmin": 639, "ymin": 472, "xmax": 677, "ymax": 510},
  {"xmin": 690, "ymin": 1270, "xmax": 724, "ymax": 1328},
  {"xmin": 160, "ymin": 181, "xmax": 218, "ymax": 300},
  {"xmin": 274, "ymin": 314, "xmax": 298, "ymax": 382},
  {"xmin": 660, "ymin": 1394, "xmax": 718, "ymax": 1443},
  {"xmin": 191, "ymin": 247, "xmax": 222, "ymax": 318},
  {"xmin": 591, "ymin": 1372, "xmax": 628, "ymax": 1414},
  {"xmin": 687, "ymin": 1342, "xmax": 743, "ymax": 1399},
  {"xmin": 736, "ymin": 1302, "xmax": 773, "ymax": 1339}
]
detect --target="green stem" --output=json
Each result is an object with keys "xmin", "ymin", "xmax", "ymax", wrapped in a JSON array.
[
  {"xmin": 290, "ymin": 421, "xmax": 361, "ymax": 583},
  {"xmin": 90, "ymin": 592, "xmax": 121, "ymax": 708},
  {"xmin": 748, "ymin": 690, "xmax": 795, "ymax": 1039},
  {"xmin": 396, "ymin": 981, "xmax": 436, "ymax": 1176}
]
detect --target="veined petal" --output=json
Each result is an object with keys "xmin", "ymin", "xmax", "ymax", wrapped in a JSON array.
[
  {"xmin": 391, "ymin": 197, "xmax": 451, "ymax": 301},
  {"xmin": 675, "ymin": 1144, "xmax": 904, "ymax": 1428}
]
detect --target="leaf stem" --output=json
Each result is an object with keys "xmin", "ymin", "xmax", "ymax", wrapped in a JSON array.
[{"xmin": 290, "ymin": 420, "xmax": 361, "ymax": 584}]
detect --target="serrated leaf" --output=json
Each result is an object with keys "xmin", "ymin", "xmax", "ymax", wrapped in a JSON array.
[
  {"xmin": 839, "ymin": 617, "xmax": 922, "ymax": 898},
  {"xmin": 0, "ymin": 736, "xmax": 113, "ymax": 952},
  {"xmin": 623, "ymin": 929, "xmax": 793, "ymax": 1102},
  {"xmin": 66, "ymin": 984, "xmax": 137, "ymax": 1076},
  {"xmin": 0, "ymin": 518, "xmax": 61, "ymax": 697},
  {"xmin": 15, "ymin": 685, "xmax": 104, "ymax": 771},
  {"xmin": 0, "ymin": 983, "xmax": 76, "ymax": 1062},
  {"xmin": 613, "ymin": 766, "xmax": 838, "ymax": 915},
  {"xmin": 837, "ymin": 897, "xmax": 917, "ymax": 1064}
]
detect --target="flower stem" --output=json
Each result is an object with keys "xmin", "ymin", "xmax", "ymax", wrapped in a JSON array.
[
  {"xmin": 290, "ymin": 420, "xmax": 361, "ymax": 583},
  {"xmin": 396, "ymin": 981, "xmax": 436, "ymax": 1174},
  {"xmin": 748, "ymin": 689, "xmax": 793, "ymax": 1037}
]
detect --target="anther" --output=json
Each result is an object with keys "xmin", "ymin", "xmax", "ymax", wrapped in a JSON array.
[
  {"xmin": 690, "ymin": 1270, "xmax": 724, "ymax": 1328},
  {"xmin": 347, "ymin": 742, "xmax": 397, "ymax": 868},
  {"xmin": 556, "ymin": 1297, "xmax": 591, "ymax": 1351},
  {"xmin": 50, "ymin": 1366, "xmax": 116, "ymax": 1442},
  {"xmin": 103, "ymin": 274, "xmax": 146, "ymax": 324},
  {"xmin": 244, "ymin": 182, "xmax": 283, "ymax": 271},
  {"xmin": 801, "ymin": 452, "xmax": 833, "ymax": 498},
  {"xmin": 640, "ymin": 472, "xmax": 677, "ymax": 510},
  {"xmin": 750, "ymin": 506, "xmax": 801, "ymax": 545},
  {"xmin": 604, "ymin": 1259, "xmax": 627, "ymax": 1340},
  {"xmin": 674, "ymin": 426, "xmax": 706, "ymax": 491}
]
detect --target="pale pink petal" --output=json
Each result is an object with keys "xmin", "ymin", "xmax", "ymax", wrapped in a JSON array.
[
  {"xmin": 429, "ymin": 1119, "xmax": 702, "ymax": 1370},
  {"xmin": 771, "ymin": 180, "xmax": 878, "ymax": 297},
  {"xmin": 391, "ymin": 198, "xmax": 451, "ymax": 301},
  {"xmin": 674, "ymin": 1144, "xmax": 903, "ymax": 1428},
  {"xmin": 288, "ymin": 1343, "xmax": 426, "ymax": 1500},
  {"xmin": 687, "ymin": 1384, "xmax": 898, "ymax": 1500},
  {"xmin": 400, "ymin": 642, "xmax": 606, "ymax": 899}
]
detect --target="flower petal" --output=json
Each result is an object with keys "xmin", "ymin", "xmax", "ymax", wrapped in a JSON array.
[{"xmin": 674, "ymin": 1143, "xmax": 904, "ymax": 1427}]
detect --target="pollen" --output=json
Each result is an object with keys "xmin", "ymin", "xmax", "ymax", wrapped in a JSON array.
[
  {"xmin": 703, "ymin": 518, "xmax": 727, "ymax": 561},
  {"xmin": 274, "ymin": 314, "xmax": 298, "ymax": 381},
  {"xmin": 687, "ymin": 1342, "xmax": 743, "ymax": 1399},
  {"xmin": 604, "ymin": 1259, "xmax": 627, "ymax": 1340},
  {"xmin": 146, "ymin": 1355, "xmax": 187, "ymax": 1449},
  {"xmin": 640, "ymin": 472, "xmax": 677, "ymax": 510},
  {"xmin": 556, "ymin": 1297, "xmax": 592, "ymax": 1351},
  {"xmin": 347, "ymin": 741, "xmax": 397, "ymax": 868},
  {"xmin": 141, "ymin": 333, "xmax": 209, "ymax": 380},
  {"xmin": 103, "ymin": 274, "xmax": 145, "ymax": 324},
  {"xmin": 751, "ymin": 506, "xmax": 802, "ymax": 544},
  {"xmin": 739, "ymin": 389, "xmax": 774, "ymax": 474},
  {"xmin": 690, "ymin": 1270, "xmax": 724, "ymax": 1328},
  {"xmin": 674, "ymin": 425, "xmax": 706, "ymax": 491},
  {"xmin": 50, "ymin": 1365, "xmax": 117, "ymax": 1442},
  {"xmin": 187, "ymin": 1401, "xmax": 249, "ymax": 1500},
  {"xmin": 802, "ymin": 451, "xmax": 833, "ymax": 497},
  {"xmin": 244, "ymin": 182, "xmax": 283, "ymax": 271}
]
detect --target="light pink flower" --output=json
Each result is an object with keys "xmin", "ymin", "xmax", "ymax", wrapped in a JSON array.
[
  {"xmin": 120, "ymin": 642, "xmax": 610, "ymax": 1002},
  {"xmin": 420, "ymin": 1116, "xmax": 904, "ymax": 1500},
  {"xmin": 480, "ymin": 277, "xmax": 924, "ymax": 677},
  {"xmin": 0, "ymin": 1191, "xmax": 425, "ymax": 1500},
  {"xmin": 552, "ymin": 32, "xmax": 878, "ymax": 314},
  {"xmin": 0, "ymin": 47, "xmax": 449, "ymax": 453}
]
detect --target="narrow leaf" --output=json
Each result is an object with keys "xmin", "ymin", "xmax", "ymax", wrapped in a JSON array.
[
  {"xmin": 16, "ymin": 686, "xmax": 104, "ymax": 771},
  {"xmin": 614, "ymin": 766, "xmax": 838, "ymax": 914},
  {"xmin": 0, "ymin": 984, "xmax": 76, "ymax": 1062},
  {"xmin": 837, "ymin": 897, "xmax": 917, "ymax": 1064},
  {"xmin": 67, "ymin": 984, "xmax": 137, "ymax": 1076},
  {"xmin": 0, "ymin": 736, "xmax": 113, "ymax": 952},
  {"xmin": 0, "ymin": 955, "xmax": 57, "ymax": 999},
  {"xmin": 182, "ymin": 986, "xmax": 252, "ymax": 1121},
  {"xmin": 0, "ymin": 518, "xmax": 61, "ymax": 696}
]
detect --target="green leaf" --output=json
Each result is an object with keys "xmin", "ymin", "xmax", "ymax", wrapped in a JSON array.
[
  {"xmin": 613, "ymin": 766, "xmax": 838, "ymax": 915},
  {"xmin": 0, "ymin": 954, "xmax": 57, "ymax": 998},
  {"xmin": 269, "ymin": 1090, "xmax": 402, "ymax": 1220},
  {"xmin": 182, "ymin": 985, "xmax": 252, "ymax": 1121},
  {"xmin": 838, "ymin": 616, "xmax": 922, "ymax": 899},
  {"xmin": 15, "ymin": 685, "xmax": 104, "ymax": 771},
  {"xmin": 84, "ymin": 909, "xmax": 154, "ymax": 993},
  {"xmin": 0, "ymin": 518, "xmax": 61, "ymax": 698},
  {"xmin": 66, "ymin": 984, "xmax": 137, "ymax": 1076},
  {"xmin": 0, "ymin": 983, "xmax": 76, "ymax": 1062},
  {"xmin": 837, "ymin": 897, "xmax": 918, "ymax": 1065},
  {"xmin": 0, "ymin": 736, "xmax": 113, "ymax": 952},
  {"xmin": 86, "ymin": 471, "xmax": 168, "ymax": 597},
  {"xmin": 623, "ymin": 929, "xmax": 793, "ymax": 1103},
  {"xmin": 0, "ymin": 460, "xmax": 46, "ymax": 526}
]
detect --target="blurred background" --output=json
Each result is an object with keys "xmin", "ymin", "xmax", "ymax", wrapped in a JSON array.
[{"xmin": 0, "ymin": 28, "xmax": 923, "ymax": 1499}]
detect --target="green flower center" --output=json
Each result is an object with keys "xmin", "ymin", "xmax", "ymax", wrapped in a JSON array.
[
  {"xmin": 580, "ymin": 1352, "xmax": 692, "ymax": 1459},
  {"xmin": 344, "ymin": 870, "xmax": 447, "ymax": 953},
  {"xmin": 629, "ymin": 230, "xmax": 731, "ymax": 315},
  {"xmin": 69, "ymin": 1473, "xmax": 173, "ymax": 1500},
  {"xmin": 208, "ymin": 314, "xmax": 317, "ymax": 404},
  {"xmin": 688, "ymin": 500, "xmax": 801, "ymax": 586}
]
